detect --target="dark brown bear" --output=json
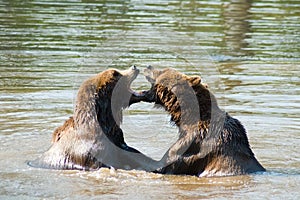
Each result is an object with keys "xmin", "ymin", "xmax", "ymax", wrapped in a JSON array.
[
  {"xmin": 142, "ymin": 66, "xmax": 265, "ymax": 177},
  {"xmin": 29, "ymin": 66, "xmax": 159, "ymax": 171}
]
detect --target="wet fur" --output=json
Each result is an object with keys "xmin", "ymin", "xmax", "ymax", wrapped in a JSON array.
[
  {"xmin": 29, "ymin": 67, "xmax": 159, "ymax": 171},
  {"xmin": 142, "ymin": 67, "xmax": 265, "ymax": 176}
]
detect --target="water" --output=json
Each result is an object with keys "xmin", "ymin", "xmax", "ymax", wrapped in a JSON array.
[{"xmin": 0, "ymin": 0, "xmax": 299, "ymax": 199}]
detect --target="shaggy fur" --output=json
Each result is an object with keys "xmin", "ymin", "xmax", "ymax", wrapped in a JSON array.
[
  {"xmin": 29, "ymin": 66, "xmax": 159, "ymax": 171},
  {"xmin": 141, "ymin": 66, "xmax": 265, "ymax": 177}
]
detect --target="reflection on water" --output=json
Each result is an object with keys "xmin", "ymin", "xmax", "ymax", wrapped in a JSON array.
[
  {"xmin": 0, "ymin": 0, "xmax": 299, "ymax": 199},
  {"xmin": 222, "ymin": 0, "xmax": 252, "ymax": 56}
]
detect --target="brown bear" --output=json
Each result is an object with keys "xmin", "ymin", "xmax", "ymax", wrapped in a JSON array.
[
  {"xmin": 140, "ymin": 66, "xmax": 265, "ymax": 177},
  {"xmin": 28, "ymin": 66, "xmax": 160, "ymax": 171}
]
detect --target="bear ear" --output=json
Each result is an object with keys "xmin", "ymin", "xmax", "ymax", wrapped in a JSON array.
[
  {"xmin": 112, "ymin": 70, "xmax": 122, "ymax": 78},
  {"xmin": 202, "ymin": 83, "xmax": 209, "ymax": 88},
  {"xmin": 188, "ymin": 75, "xmax": 201, "ymax": 86}
]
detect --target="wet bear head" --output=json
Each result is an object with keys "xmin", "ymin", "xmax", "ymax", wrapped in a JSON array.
[
  {"xmin": 74, "ymin": 65, "xmax": 141, "ymax": 129},
  {"xmin": 143, "ymin": 65, "xmax": 219, "ymax": 126}
]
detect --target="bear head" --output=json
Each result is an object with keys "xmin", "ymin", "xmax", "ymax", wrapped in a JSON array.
[
  {"xmin": 53, "ymin": 66, "xmax": 142, "ymax": 143},
  {"xmin": 74, "ymin": 65, "xmax": 142, "ymax": 129},
  {"xmin": 143, "ymin": 65, "xmax": 219, "ymax": 127}
]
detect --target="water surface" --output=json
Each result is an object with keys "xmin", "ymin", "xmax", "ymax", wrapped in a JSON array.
[{"xmin": 0, "ymin": 0, "xmax": 299, "ymax": 199}]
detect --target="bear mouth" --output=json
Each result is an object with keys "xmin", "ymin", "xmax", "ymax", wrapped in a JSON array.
[
  {"xmin": 143, "ymin": 65, "xmax": 156, "ymax": 84},
  {"xmin": 128, "ymin": 66, "xmax": 139, "ymax": 86},
  {"xmin": 125, "ymin": 65, "xmax": 142, "ymax": 96}
]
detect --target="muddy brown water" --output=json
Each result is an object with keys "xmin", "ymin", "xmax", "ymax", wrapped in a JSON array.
[{"xmin": 0, "ymin": 0, "xmax": 299, "ymax": 199}]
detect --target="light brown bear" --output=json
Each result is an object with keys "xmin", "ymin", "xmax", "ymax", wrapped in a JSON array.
[
  {"xmin": 28, "ymin": 66, "xmax": 159, "ymax": 171},
  {"xmin": 141, "ymin": 66, "xmax": 265, "ymax": 177}
]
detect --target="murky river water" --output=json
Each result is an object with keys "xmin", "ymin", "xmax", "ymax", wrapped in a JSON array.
[{"xmin": 0, "ymin": 0, "xmax": 299, "ymax": 199}]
